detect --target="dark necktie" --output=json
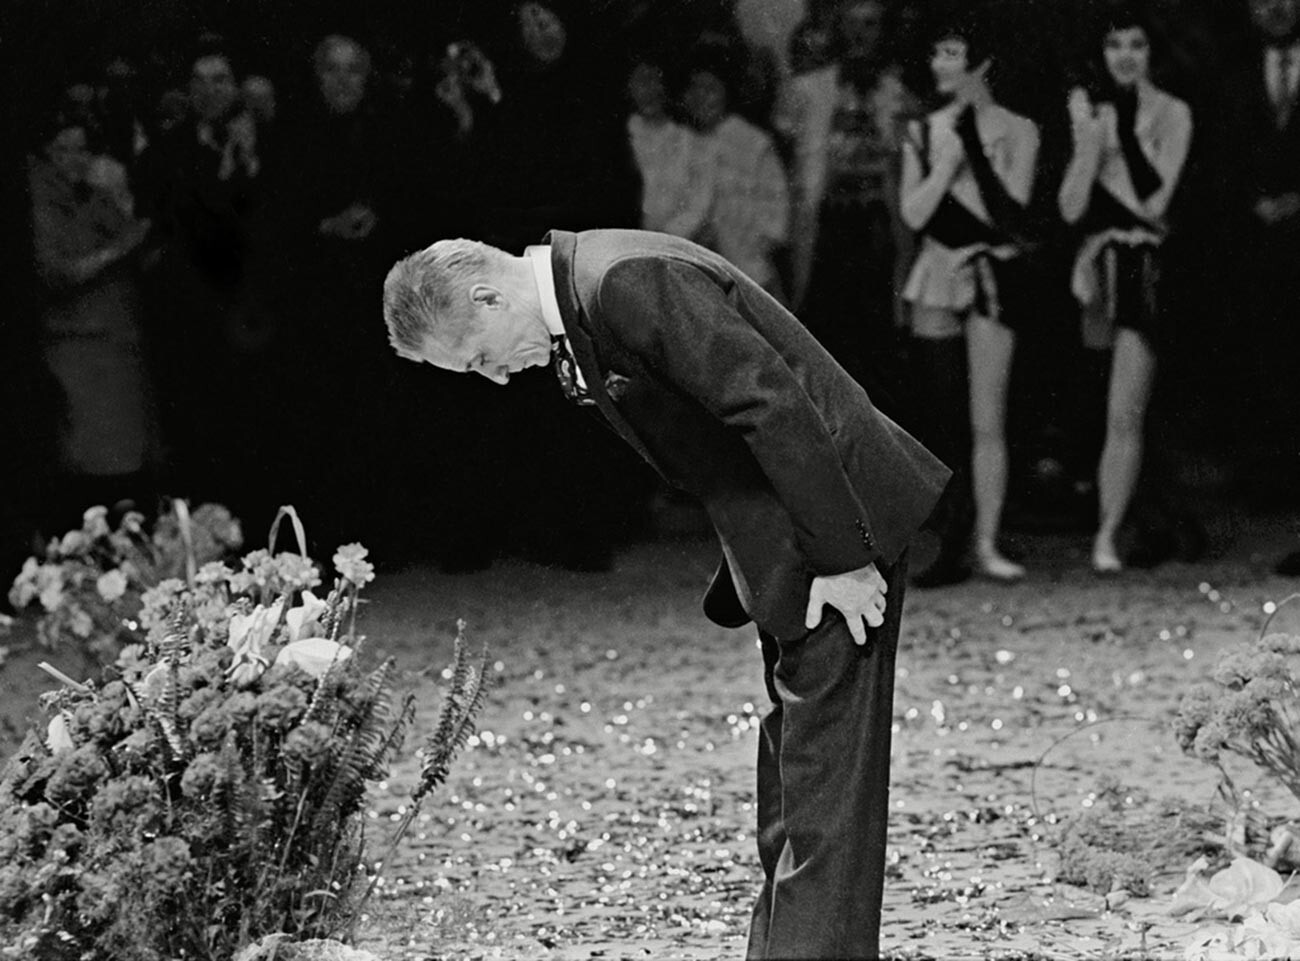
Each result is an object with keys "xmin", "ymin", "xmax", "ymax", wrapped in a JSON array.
[{"xmin": 551, "ymin": 334, "xmax": 595, "ymax": 406}]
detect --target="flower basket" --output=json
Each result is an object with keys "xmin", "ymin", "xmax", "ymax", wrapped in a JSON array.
[{"xmin": 0, "ymin": 505, "xmax": 488, "ymax": 960}]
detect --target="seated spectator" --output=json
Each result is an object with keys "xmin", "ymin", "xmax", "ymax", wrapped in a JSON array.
[
  {"xmin": 683, "ymin": 56, "xmax": 791, "ymax": 298},
  {"xmin": 139, "ymin": 39, "xmax": 270, "ymax": 515},
  {"xmin": 625, "ymin": 55, "xmax": 714, "ymax": 238},
  {"xmin": 28, "ymin": 120, "xmax": 157, "ymax": 529}
]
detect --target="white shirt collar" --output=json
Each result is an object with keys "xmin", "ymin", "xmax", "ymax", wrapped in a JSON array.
[
  {"xmin": 525, "ymin": 245, "xmax": 565, "ymax": 338},
  {"xmin": 526, "ymin": 244, "xmax": 587, "ymax": 390}
]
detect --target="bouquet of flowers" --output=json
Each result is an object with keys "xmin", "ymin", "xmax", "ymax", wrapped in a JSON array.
[
  {"xmin": 8, "ymin": 502, "xmax": 244, "ymax": 661},
  {"xmin": 0, "ymin": 507, "xmax": 488, "ymax": 961},
  {"xmin": 1174, "ymin": 630, "xmax": 1300, "ymax": 805}
]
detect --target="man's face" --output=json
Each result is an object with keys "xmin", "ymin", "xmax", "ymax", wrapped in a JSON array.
[
  {"xmin": 841, "ymin": 1, "xmax": 884, "ymax": 59},
  {"xmin": 190, "ymin": 55, "xmax": 238, "ymax": 123},
  {"xmin": 415, "ymin": 296, "xmax": 551, "ymax": 385},
  {"xmin": 628, "ymin": 62, "xmax": 667, "ymax": 116},
  {"xmin": 683, "ymin": 70, "xmax": 727, "ymax": 130},
  {"xmin": 48, "ymin": 126, "xmax": 91, "ymax": 182},
  {"xmin": 318, "ymin": 40, "xmax": 368, "ymax": 114},
  {"xmin": 519, "ymin": 2, "xmax": 568, "ymax": 66},
  {"xmin": 1252, "ymin": 0, "xmax": 1300, "ymax": 40}
]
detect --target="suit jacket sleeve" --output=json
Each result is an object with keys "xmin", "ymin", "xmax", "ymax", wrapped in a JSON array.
[{"xmin": 596, "ymin": 256, "xmax": 879, "ymax": 574}]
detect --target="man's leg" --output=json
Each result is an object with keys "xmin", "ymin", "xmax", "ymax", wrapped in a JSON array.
[
  {"xmin": 747, "ymin": 636, "xmax": 787, "ymax": 957},
  {"xmin": 748, "ymin": 554, "xmax": 907, "ymax": 960}
]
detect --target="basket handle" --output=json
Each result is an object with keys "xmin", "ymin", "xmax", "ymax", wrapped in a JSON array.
[
  {"xmin": 267, "ymin": 505, "xmax": 309, "ymax": 558},
  {"xmin": 172, "ymin": 498, "xmax": 197, "ymax": 586}
]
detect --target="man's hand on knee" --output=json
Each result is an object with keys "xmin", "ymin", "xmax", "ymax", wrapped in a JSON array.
[{"xmin": 804, "ymin": 562, "xmax": 888, "ymax": 644}]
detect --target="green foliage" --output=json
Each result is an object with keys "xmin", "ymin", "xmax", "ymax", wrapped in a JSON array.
[{"xmin": 0, "ymin": 509, "xmax": 487, "ymax": 960}]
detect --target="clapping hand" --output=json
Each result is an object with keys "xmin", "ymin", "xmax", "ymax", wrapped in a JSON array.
[
  {"xmin": 1070, "ymin": 88, "xmax": 1103, "ymax": 144},
  {"xmin": 805, "ymin": 562, "xmax": 888, "ymax": 645},
  {"xmin": 933, "ymin": 122, "xmax": 965, "ymax": 175}
]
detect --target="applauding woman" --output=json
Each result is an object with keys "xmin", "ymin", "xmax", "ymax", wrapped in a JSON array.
[
  {"xmin": 900, "ymin": 19, "xmax": 1040, "ymax": 584},
  {"xmin": 1058, "ymin": 5, "xmax": 1192, "ymax": 574}
]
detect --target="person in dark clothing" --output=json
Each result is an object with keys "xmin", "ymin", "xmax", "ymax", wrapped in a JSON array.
[
  {"xmin": 1216, "ymin": 0, "xmax": 1300, "ymax": 572},
  {"xmin": 461, "ymin": 0, "xmax": 650, "ymax": 570},
  {"xmin": 264, "ymin": 34, "xmax": 402, "ymax": 551},
  {"xmin": 138, "ymin": 42, "xmax": 271, "ymax": 520},
  {"xmin": 383, "ymin": 229, "xmax": 948, "ymax": 959}
]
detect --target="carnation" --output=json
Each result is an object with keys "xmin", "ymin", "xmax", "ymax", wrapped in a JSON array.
[
  {"xmin": 283, "ymin": 721, "xmax": 333, "ymax": 765},
  {"xmin": 333, "ymin": 543, "xmax": 375, "ymax": 587},
  {"xmin": 179, "ymin": 752, "xmax": 226, "ymax": 798},
  {"xmin": 1176, "ymin": 628, "xmax": 1300, "ymax": 804},
  {"xmin": 95, "ymin": 569, "xmax": 128, "ymax": 603},
  {"xmin": 256, "ymin": 685, "xmax": 309, "ymax": 730}
]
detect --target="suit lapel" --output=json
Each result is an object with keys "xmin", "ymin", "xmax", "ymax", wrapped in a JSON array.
[{"xmin": 546, "ymin": 231, "xmax": 656, "ymax": 466}]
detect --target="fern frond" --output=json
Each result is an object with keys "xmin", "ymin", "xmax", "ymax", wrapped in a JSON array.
[
  {"xmin": 362, "ymin": 692, "xmax": 416, "ymax": 782},
  {"xmin": 416, "ymin": 640, "xmax": 490, "ymax": 803},
  {"xmin": 309, "ymin": 660, "xmax": 398, "ymax": 837}
]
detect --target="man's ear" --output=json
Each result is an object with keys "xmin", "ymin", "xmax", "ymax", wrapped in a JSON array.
[{"xmin": 468, "ymin": 283, "xmax": 504, "ymax": 310}]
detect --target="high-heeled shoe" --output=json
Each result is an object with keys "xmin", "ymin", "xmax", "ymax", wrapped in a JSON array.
[{"xmin": 974, "ymin": 547, "xmax": 1026, "ymax": 583}]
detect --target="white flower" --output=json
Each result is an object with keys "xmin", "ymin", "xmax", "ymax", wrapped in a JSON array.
[
  {"xmin": 195, "ymin": 561, "xmax": 233, "ymax": 586},
  {"xmin": 8, "ymin": 557, "xmax": 40, "ymax": 608},
  {"xmin": 81, "ymin": 505, "xmax": 110, "ymax": 539},
  {"xmin": 227, "ymin": 601, "xmax": 284, "ymax": 687},
  {"xmin": 96, "ymin": 569, "xmax": 129, "ymax": 603},
  {"xmin": 274, "ymin": 638, "xmax": 353, "ymax": 679},
  {"xmin": 1173, "ymin": 857, "xmax": 1288, "ymax": 922},
  {"xmin": 46, "ymin": 713, "xmax": 75, "ymax": 753},
  {"xmin": 1209, "ymin": 859, "xmax": 1286, "ymax": 920},
  {"xmin": 37, "ymin": 565, "xmax": 66, "ymax": 613},
  {"xmin": 1263, "ymin": 899, "xmax": 1300, "ymax": 939},
  {"xmin": 68, "ymin": 607, "xmax": 94, "ymax": 638},
  {"xmin": 1183, "ymin": 925, "xmax": 1248, "ymax": 961},
  {"xmin": 333, "ymin": 543, "xmax": 375, "ymax": 587},
  {"xmin": 58, "ymin": 530, "xmax": 89, "ymax": 557},
  {"xmin": 285, "ymin": 590, "xmax": 327, "ymax": 643}
]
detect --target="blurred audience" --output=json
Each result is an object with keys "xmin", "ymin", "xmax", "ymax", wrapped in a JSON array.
[
  {"xmin": 774, "ymin": 0, "xmax": 915, "ymax": 395},
  {"xmin": 683, "ymin": 54, "xmax": 790, "ymax": 299},
  {"xmin": 3, "ymin": 2, "xmax": 1296, "ymax": 581},
  {"xmin": 625, "ymin": 56, "xmax": 714, "ymax": 238},
  {"xmin": 29, "ymin": 120, "xmax": 158, "ymax": 530},
  {"xmin": 1219, "ymin": 0, "xmax": 1300, "ymax": 506}
]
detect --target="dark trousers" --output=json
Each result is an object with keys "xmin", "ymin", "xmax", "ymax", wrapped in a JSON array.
[{"xmin": 748, "ymin": 553, "xmax": 907, "ymax": 960}]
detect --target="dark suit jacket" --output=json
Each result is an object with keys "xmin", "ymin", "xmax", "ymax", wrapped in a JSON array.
[
  {"xmin": 545, "ymin": 228, "xmax": 950, "ymax": 640},
  {"xmin": 1220, "ymin": 51, "xmax": 1300, "ymax": 219}
]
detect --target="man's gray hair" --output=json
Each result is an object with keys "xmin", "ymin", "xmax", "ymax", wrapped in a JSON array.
[{"xmin": 383, "ymin": 239, "xmax": 495, "ymax": 357}]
